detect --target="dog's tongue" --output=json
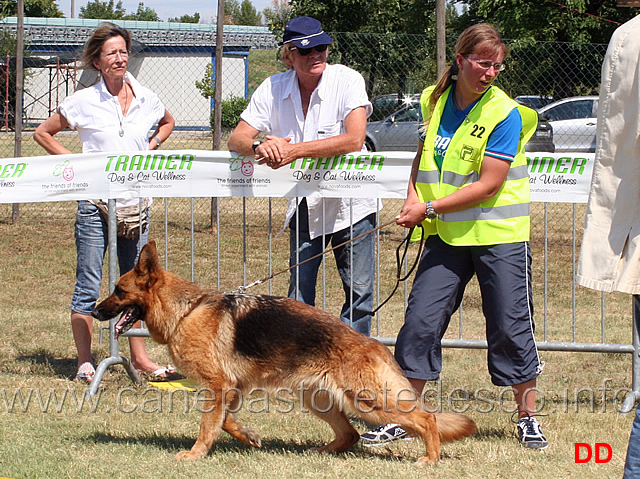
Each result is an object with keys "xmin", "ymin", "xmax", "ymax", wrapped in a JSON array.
[{"xmin": 114, "ymin": 309, "xmax": 133, "ymax": 339}]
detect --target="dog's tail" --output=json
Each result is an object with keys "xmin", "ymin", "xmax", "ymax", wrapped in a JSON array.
[{"xmin": 434, "ymin": 413, "xmax": 477, "ymax": 443}]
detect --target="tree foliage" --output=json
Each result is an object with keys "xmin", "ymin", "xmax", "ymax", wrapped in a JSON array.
[
  {"xmin": 237, "ymin": 0, "xmax": 261, "ymax": 26},
  {"xmin": 224, "ymin": 0, "xmax": 240, "ymax": 24},
  {"xmin": 80, "ymin": 0, "xmax": 160, "ymax": 21},
  {"xmin": 286, "ymin": 0, "xmax": 639, "ymax": 100},
  {"xmin": 123, "ymin": 2, "xmax": 159, "ymax": 21},
  {"xmin": 225, "ymin": 0, "xmax": 262, "ymax": 26},
  {"xmin": 79, "ymin": 0, "xmax": 126, "ymax": 19},
  {"xmin": 195, "ymin": 63, "xmax": 216, "ymax": 99},
  {"xmin": 0, "ymin": 0, "xmax": 63, "ymax": 17},
  {"xmin": 459, "ymin": 0, "xmax": 639, "ymax": 44},
  {"xmin": 289, "ymin": 0, "xmax": 445, "ymax": 97},
  {"xmin": 195, "ymin": 63, "xmax": 249, "ymax": 133},
  {"xmin": 263, "ymin": 0, "xmax": 292, "ymax": 42},
  {"xmin": 456, "ymin": 0, "xmax": 638, "ymax": 98},
  {"xmin": 291, "ymin": 0, "xmax": 439, "ymax": 35},
  {"xmin": 168, "ymin": 13, "xmax": 201, "ymax": 23}
]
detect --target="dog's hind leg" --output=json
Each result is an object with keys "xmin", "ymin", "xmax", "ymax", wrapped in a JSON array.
[
  {"xmin": 221, "ymin": 389, "xmax": 262, "ymax": 448},
  {"xmin": 347, "ymin": 366, "xmax": 442, "ymax": 465},
  {"xmin": 303, "ymin": 387, "xmax": 359, "ymax": 453},
  {"xmin": 176, "ymin": 386, "xmax": 226, "ymax": 460},
  {"xmin": 395, "ymin": 410, "xmax": 440, "ymax": 465}
]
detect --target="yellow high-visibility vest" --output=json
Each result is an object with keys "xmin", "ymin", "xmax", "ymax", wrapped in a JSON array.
[{"xmin": 414, "ymin": 84, "xmax": 538, "ymax": 246}]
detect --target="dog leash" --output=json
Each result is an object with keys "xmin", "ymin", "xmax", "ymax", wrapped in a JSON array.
[
  {"xmin": 227, "ymin": 220, "xmax": 426, "ymax": 316},
  {"xmin": 227, "ymin": 218, "xmax": 398, "ymax": 294},
  {"xmin": 370, "ymin": 223, "xmax": 425, "ymax": 316}
]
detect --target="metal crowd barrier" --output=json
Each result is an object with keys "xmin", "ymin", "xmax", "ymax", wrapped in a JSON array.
[{"xmin": 88, "ymin": 197, "xmax": 640, "ymax": 416}]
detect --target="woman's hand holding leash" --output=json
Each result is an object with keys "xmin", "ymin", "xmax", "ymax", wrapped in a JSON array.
[{"xmin": 396, "ymin": 200, "xmax": 431, "ymax": 229}]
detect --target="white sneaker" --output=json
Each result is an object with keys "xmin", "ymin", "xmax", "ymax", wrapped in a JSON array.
[
  {"xmin": 516, "ymin": 415, "xmax": 548, "ymax": 450},
  {"xmin": 360, "ymin": 423, "xmax": 411, "ymax": 446}
]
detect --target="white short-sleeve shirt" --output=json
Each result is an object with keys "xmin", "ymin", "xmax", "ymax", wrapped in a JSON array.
[
  {"xmin": 241, "ymin": 64, "xmax": 379, "ymax": 239},
  {"xmin": 59, "ymin": 72, "xmax": 166, "ymax": 153},
  {"xmin": 59, "ymin": 72, "xmax": 166, "ymax": 206}
]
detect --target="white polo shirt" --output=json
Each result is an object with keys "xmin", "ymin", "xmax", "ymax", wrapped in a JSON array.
[
  {"xmin": 60, "ymin": 72, "xmax": 165, "ymax": 153},
  {"xmin": 59, "ymin": 72, "xmax": 166, "ymax": 207},
  {"xmin": 241, "ymin": 63, "xmax": 379, "ymax": 239}
]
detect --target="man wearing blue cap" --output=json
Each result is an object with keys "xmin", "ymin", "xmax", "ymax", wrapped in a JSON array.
[{"xmin": 229, "ymin": 16, "xmax": 377, "ymax": 336}]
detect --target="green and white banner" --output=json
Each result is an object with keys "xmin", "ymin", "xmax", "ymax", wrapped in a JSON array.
[
  {"xmin": 0, "ymin": 150, "xmax": 594, "ymax": 204},
  {"xmin": 527, "ymin": 152, "xmax": 595, "ymax": 204}
]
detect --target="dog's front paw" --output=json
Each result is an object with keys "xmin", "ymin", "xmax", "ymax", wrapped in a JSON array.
[{"xmin": 176, "ymin": 449, "xmax": 206, "ymax": 461}]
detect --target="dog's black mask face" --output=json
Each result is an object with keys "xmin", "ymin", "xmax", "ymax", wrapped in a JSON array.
[{"xmin": 92, "ymin": 284, "xmax": 146, "ymax": 339}]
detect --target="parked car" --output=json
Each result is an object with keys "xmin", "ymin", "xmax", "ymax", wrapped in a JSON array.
[
  {"xmin": 525, "ymin": 118, "xmax": 554, "ymax": 153},
  {"xmin": 369, "ymin": 93, "xmax": 420, "ymax": 122},
  {"xmin": 366, "ymin": 100, "xmax": 420, "ymax": 152},
  {"xmin": 537, "ymin": 96, "xmax": 598, "ymax": 152},
  {"xmin": 365, "ymin": 100, "xmax": 554, "ymax": 153},
  {"xmin": 515, "ymin": 95, "xmax": 554, "ymax": 110}
]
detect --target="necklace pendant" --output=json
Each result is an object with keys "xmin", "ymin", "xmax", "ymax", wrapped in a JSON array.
[{"xmin": 119, "ymin": 128, "xmax": 124, "ymax": 137}]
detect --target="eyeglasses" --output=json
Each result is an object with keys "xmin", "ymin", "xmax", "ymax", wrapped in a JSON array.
[
  {"xmin": 102, "ymin": 50, "xmax": 129, "ymax": 59},
  {"xmin": 289, "ymin": 44, "xmax": 328, "ymax": 56},
  {"xmin": 463, "ymin": 55, "xmax": 505, "ymax": 72}
]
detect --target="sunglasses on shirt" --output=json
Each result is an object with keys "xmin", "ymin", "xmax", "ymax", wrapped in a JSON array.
[{"xmin": 289, "ymin": 44, "xmax": 328, "ymax": 56}]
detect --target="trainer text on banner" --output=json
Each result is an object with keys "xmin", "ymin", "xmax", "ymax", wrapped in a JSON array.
[{"xmin": 527, "ymin": 152, "xmax": 594, "ymax": 204}]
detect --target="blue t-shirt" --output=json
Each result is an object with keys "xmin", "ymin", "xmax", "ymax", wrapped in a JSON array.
[{"xmin": 419, "ymin": 85, "xmax": 522, "ymax": 171}]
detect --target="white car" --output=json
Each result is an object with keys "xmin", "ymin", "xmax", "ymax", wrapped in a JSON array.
[{"xmin": 537, "ymin": 96, "xmax": 598, "ymax": 152}]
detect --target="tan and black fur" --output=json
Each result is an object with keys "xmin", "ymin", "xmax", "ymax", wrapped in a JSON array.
[{"xmin": 92, "ymin": 241, "xmax": 476, "ymax": 465}]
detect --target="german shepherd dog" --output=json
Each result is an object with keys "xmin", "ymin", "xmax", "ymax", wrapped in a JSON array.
[{"xmin": 92, "ymin": 241, "xmax": 476, "ymax": 465}]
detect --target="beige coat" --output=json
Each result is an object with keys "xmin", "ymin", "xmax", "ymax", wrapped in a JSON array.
[
  {"xmin": 577, "ymin": 16, "xmax": 640, "ymax": 294},
  {"xmin": 577, "ymin": 15, "xmax": 640, "ymax": 293}
]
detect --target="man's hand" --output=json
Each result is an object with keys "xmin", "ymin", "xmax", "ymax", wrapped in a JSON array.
[{"xmin": 255, "ymin": 135, "xmax": 294, "ymax": 169}]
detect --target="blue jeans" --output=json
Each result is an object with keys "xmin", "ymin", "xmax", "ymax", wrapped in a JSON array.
[
  {"xmin": 624, "ymin": 401, "xmax": 640, "ymax": 478},
  {"xmin": 70, "ymin": 200, "xmax": 149, "ymax": 315},
  {"xmin": 288, "ymin": 201, "xmax": 375, "ymax": 336}
]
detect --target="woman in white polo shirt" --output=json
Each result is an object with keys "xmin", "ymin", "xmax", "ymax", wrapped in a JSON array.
[{"xmin": 34, "ymin": 22, "xmax": 176, "ymax": 384}]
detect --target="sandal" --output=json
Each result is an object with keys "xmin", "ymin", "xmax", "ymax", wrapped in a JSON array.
[
  {"xmin": 138, "ymin": 365, "xmax": 184, "ymax": 382},
  {"xmin": 75, "ymin": 362, "xmax": 95, "ymax": 384}
]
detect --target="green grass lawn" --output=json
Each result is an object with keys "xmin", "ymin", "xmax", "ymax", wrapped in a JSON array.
[{"xmin": 0, "ymin": 197, "xmax": 635, "ymax": 478}]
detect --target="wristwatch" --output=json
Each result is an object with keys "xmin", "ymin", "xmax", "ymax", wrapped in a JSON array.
[
  {"xmin": 252, "ymin": 140, "xmax": 262, "ymax": 153},
  {"xmin": 424, "ymin": 201, "xmax": 437, "ymax": 219},
  {"xmin": 150, "ymin": 135, "xmax": 161, "ymax": 148}
]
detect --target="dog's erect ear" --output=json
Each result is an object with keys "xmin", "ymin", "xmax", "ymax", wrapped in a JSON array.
[{"xmin": 134, "ymin": 241, "xmax": 161, "ymax": 287}]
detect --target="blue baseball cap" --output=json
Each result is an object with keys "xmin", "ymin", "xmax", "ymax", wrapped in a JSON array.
[{"xmin": 281, "ymin": 16, "xmax": 333, "ymax": 48}]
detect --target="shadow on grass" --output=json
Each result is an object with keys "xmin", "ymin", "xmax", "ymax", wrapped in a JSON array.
[
  {"xmin": 14, "ymin": 349, "xmax": 142, "ymax": 386},
  {"xmin": 472, "ymin": 426, "xmax": 511, "ymax": 439},
  {"xmin": 14, "ymin": 349, "xmax": 77, "ymax": 380},
  {"xmin": 87, "ymin": 430, "xmax": 415, "ymax": 462}
]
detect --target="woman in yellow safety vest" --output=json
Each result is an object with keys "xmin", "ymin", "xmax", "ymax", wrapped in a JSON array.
[{"xmin": 361, "ymin": 23, "xmax": 548, "ymax": 450}]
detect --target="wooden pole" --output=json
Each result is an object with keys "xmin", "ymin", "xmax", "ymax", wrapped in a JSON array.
[
  {"xmin": 12, "ymin": 0, "xmax": 24, "ymax": 224},
  {"xmin": 435, "ymin": 0, "xmax": 446, "ymax": 78},
  {"xmin": 4, "ymin": 53, "xmax": 8, "ymax": 132},
  {"xmin": 213, "ymin": 0, "xmax": 224, "ymax": 151},
  {"xmin": 211, "ymin": 0, "xmax": 225, "ymax": 233}
]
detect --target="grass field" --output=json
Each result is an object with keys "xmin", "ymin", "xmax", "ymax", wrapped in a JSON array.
[{"xmin": 0, "ymin": 194, "xmax": 636, "ymax": 478}]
